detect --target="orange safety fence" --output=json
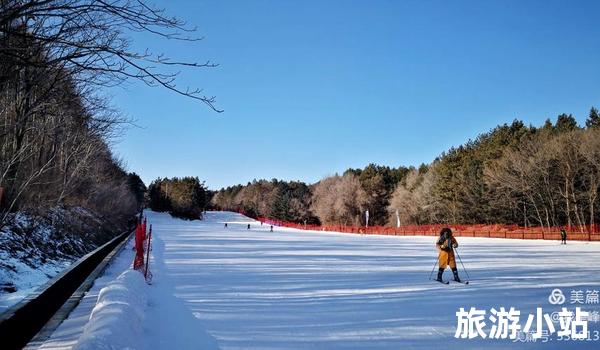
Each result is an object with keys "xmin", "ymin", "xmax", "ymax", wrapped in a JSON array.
[{"xmin": 244, "ymin": 214, "xmax": 600, "ymax": 242}]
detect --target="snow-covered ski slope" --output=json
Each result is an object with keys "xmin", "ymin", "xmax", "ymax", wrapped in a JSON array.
[{"xmin": 37, "ymin": 210, "xmax": 600, "ymax": 349}]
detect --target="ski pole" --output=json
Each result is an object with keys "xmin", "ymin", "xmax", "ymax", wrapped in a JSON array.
[
  {"xmin": 454, "ymin": 248, "xmax": 471, "ymax": 281},
  {"xmin": 428, "ymin": 259, "xmax": 438, "ymax": 280}
]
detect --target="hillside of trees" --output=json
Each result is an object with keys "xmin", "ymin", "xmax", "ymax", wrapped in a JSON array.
[
  {"xmin": 1, "ymin": 0, "xmax": 216, "ymax": 230},
  {"xmin": 213, "ymin": 110, "xmax": 600, "ymax": 231},
  {"xmin": 1, "ymin": 14, "xmax": 140, "ymax": 234}
]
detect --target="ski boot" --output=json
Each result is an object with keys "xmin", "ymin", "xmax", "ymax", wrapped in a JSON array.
[
  {"xmin": 436, "ymin": 268, "xmax": 444, "ymax": 282},
  {"xmin": 452, "ymin": 268, "xmax": 461, "ymax": 283}
]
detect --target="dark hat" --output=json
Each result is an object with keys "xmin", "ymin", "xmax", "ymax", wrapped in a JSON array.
[{"xmin": 439, "ymin": 227, "xmax": 452, "ymax": 237}]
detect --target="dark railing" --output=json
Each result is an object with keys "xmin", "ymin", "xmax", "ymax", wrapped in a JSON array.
[{"xmin": 0, "ymin": 229, "xmax": 132, "ymax": 350}]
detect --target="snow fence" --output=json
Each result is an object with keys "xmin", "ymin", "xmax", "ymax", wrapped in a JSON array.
[{"xmin": 254, "ymin": 215, "xmax": 600, "ymax": 241}]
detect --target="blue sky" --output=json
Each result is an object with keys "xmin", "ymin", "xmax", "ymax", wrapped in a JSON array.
[{"xmin": 111, "ymin": 0, "xmax": 600, "ymax": 190}]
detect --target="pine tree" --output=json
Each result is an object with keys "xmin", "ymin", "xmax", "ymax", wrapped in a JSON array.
[
  {"xmin": 269, "ymin": 187, "xmax": 291, "ymax": 221},
  {"xmin": 586, "ymin": 107, "xmax": 600, "ymax": 129},
  {"xmin": 555, "ymin": 114, "xmax": 579, "ymax": 133}
]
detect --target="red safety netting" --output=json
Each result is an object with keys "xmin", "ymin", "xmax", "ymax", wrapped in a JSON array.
[
  {"xmin": 244, "ymin": 214, "xmax": 600, "ymax": 242},
  {"xmin": 133, "ymin": 215, "xmax": 153, "ymax": 282},
  {"xmin": 133, "ymin": 221, "xmax": 144, "ymax": 270}
]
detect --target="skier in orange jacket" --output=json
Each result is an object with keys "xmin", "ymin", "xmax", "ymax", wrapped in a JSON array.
[{"xmin": 436, "ymin": 227, "xmax": 461, "ymax": 282}]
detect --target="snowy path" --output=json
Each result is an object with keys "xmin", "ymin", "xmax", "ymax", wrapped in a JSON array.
[
  {"xmin": 143, "ymin": 211, "xmax": 599, "ymax": 349},
  {"xmin": 37, "ymin": 210, "xmax": 599, "ymax": 349}
]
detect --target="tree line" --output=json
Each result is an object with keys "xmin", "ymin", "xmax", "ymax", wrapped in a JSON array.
[
  {"xmin": 212, "ymin": 110, "xmax": 600, "ymax": 231},
  {"xmin": 212, "ymin": 165, "xmax": 412, "ymax": 226},
  {"xmin": 212, "ymin": 179, "xmax": 320, "ymax": 224}
]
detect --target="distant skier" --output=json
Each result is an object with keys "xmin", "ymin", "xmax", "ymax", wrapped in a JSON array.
[
  {"xmin": 224, "ymin": 223, "xmax": 228, "ymax": 228},
  {"xmin": 270, "ymin": 225, "xmax": 273, "ymax": 232},
  {"xmin": 436, "ymin": 228, "xmax": 461, "ymax": 283},
  {"xmin": 247, "ymin": 224, "xmax": 251, "ymax": 230},
  {"xmin": 560, "ymin": 227, "xmax": 567, "ymax": 245}
]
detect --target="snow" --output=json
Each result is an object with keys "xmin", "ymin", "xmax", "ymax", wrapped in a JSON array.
[
  {"xmin": 0, "ymin": 212, "xmax": 79, "ymax": 312},
  {"xmin": 33, "ymin": 218, "xmax": 218, "ymax": 350},
  {"xmin": 0, "ymin": 256, "xmax": 70, "ymax": 312},
  {"xmin": 1, "ymin": 207, "xmax": 106, "ymax": 311},
  {"xmin": 33, "ymin": 238, "xmax": 138, "ymax": 350},
  {"xmin": 33, "ymin": 210, "xmax": 600, "ymax": 349},
  {"xmin": 73, "ymin": 270, "xmax": 147, "ymax": 350}
]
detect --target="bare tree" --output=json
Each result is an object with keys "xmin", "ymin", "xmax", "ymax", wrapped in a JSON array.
[
  {"xmin": 388, "ymin": 165, "xmax": 438, "ymax": 225},
  {"xmin": 484, "ymin": 137, "xmax": 556, "ymax": 228},
  {"xmin": 579, "ymin": 128, "xmax": 600, "ymax": 231},
  {"xmin": 311, "ymin": 174, "xmax": 367, "ymax": 226},
  {"xmin": 0, "ymin": 0, "xmax": 220, "ymax": 110}
]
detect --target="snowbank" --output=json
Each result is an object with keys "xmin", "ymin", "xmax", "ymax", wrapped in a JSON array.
[{"xmin": 74, "ymin": 270, "xmax": 147, "ymax": 350}]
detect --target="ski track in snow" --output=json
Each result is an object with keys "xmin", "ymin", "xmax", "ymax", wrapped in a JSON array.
[{"xmin": 33, "ymin": 210, "xmax": 600, "ymax": 349}]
